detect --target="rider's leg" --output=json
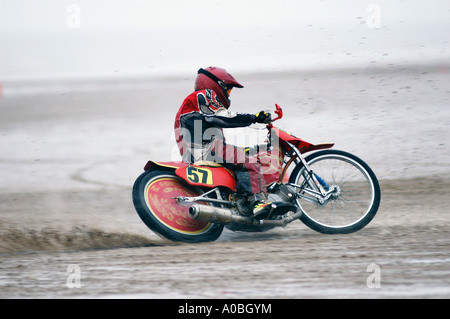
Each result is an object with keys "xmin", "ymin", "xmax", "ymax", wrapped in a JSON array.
[
  {"xmin": 207, "ymin": 139, "xmax": 273, "ymax": 219},
  {"xmin": 208, "ymin": 139, "xmax": 265, "ymax": 193}
]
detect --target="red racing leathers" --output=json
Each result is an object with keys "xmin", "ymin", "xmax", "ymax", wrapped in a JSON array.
[{"xmin": 174, "ymin": 89, "xmax": 267, "ymax": 196}]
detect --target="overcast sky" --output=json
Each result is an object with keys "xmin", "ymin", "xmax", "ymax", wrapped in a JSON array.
[{"xmin": 1, "ymin": 0, "xmax": 449, "ymax": 80}]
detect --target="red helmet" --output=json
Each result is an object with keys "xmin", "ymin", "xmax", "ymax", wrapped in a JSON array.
[{"xmin": 195, "ymin": 66, "xmax": 244, "ymax": 109}]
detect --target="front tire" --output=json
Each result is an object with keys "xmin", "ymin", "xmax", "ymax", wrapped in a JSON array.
[
  {"xmin": 132, "ymin": 169, "xmax": 223, "ymax": 242},
  {"xmin": 290, "ymin": 150, "xmax": 381, "ymax": 234}
]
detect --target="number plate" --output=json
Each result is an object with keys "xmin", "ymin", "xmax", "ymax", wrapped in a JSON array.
[{"xmin": 186, "ymin": 166, "xmax": 213, "ymax": 185}]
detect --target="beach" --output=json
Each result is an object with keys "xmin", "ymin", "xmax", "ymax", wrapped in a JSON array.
[{"xmin": 1, "ymin": 66, "xmax": 450, "ymax": 298}]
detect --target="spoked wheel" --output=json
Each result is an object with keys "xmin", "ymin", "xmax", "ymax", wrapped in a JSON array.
[
  {"xmin": 290, "ymin": 150, "xmax": 381, "ymax": 234},
  {"xmin": 132, "ymin": 169, "xmax": 223, "ymax": 242}
]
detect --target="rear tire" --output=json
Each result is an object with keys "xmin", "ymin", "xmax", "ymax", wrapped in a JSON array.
[{"xmin": 132, "ymin": 169, "xmax": 223, "ymax": 243}]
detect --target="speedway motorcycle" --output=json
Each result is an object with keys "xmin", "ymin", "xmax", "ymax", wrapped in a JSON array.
[{"xmin": 132, "ymin": 105, "xmax": 381, "ymax": 243}]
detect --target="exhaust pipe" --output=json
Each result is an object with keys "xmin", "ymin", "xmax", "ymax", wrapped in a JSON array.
[
  {"xmin": 189, "ymin": 204, "xmax": 301, "ymax": 227},
  {"xmin": 189, "ymin": 204, "xmax": 246, "ymax": 224}
]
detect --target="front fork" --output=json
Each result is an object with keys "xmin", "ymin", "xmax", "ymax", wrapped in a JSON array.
[{"xmin": 284, "ymin": 142, "xmax": 338, "ymax": 205}]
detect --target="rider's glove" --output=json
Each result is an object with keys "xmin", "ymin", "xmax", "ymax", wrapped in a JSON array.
[{"xmin": 254, "ymin": 111, "xmax": 272, "ymax": 124}]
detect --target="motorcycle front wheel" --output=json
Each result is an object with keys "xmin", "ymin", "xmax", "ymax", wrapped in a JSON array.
[
  {"xmin": 290, "ymin": 150, "xmax": 381, "ymax": 234},
  {"xmin": 132, "ymin": 169, "xmax": 223, "ymax": 243}
]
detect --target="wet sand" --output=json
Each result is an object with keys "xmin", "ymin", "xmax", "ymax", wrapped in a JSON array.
[{"xmin": 1, "ymin": 66, "xmax": 450, "ymax": 298}]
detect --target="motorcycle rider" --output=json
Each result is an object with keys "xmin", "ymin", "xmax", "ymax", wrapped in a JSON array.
[{"xmin": 174, "ymin": 66, "xmax": 275, "ymax": 220}]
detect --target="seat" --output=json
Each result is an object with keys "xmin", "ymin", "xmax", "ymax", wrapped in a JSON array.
[{"xmin": 193, "ymin": 160, "xmax": 223, "ymax": 167}]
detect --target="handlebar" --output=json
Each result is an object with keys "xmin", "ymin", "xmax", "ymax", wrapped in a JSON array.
[
  {"xmin": 273, "ymin": 104, "xmax": 283, "ymax": 121},
  {"xmin": 266, "ymin": 104, "xmax": 283, "ymax": 128}
]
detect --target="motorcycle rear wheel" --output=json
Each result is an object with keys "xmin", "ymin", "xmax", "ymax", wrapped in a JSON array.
[
  {"xmin": 132, "ymin": 169, "xmax": 223, "ymax": 243},
  {"xmin": 290, "ymin": 150, "xmax": 381, "ymax": 234}
]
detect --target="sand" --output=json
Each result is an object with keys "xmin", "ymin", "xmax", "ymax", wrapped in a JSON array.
[{"xmin": 1, "ymin": 65, "xmax": 449, "ymax": 298}]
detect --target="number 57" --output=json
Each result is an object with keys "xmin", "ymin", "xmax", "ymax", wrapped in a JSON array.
[{"xmin": 186, "ymin": 166, "xmax": 213, "ymax": 185}]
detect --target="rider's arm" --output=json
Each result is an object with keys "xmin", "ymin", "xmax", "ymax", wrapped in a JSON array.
[
  {"xmin": 204, "ymin": 113, "xmax": 255, "ymax": 128},
  {"xmin": 204, "ymin": 108, "xmax": 271, "ymax": 128},
  {"xmin": 203, "ymin": 108, "xmax": 256, "ymax": 128}
]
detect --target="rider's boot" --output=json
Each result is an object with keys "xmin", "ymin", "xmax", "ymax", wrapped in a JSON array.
[
  {"xmin": 250, "ymin": 192, "xmax": 274, "ymax": 220},
  {"xmin": 251, "ymin": 193, "xmax": 298, "ymax": 220},
  {"xmin": 252, "ymin": 200, "xmax": 276, "ymax": 220}
]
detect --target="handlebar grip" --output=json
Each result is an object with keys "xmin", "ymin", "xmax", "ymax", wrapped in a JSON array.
[{"xmin": 272, "ymin": 104, "xmax": 283, "ymax": 121}]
